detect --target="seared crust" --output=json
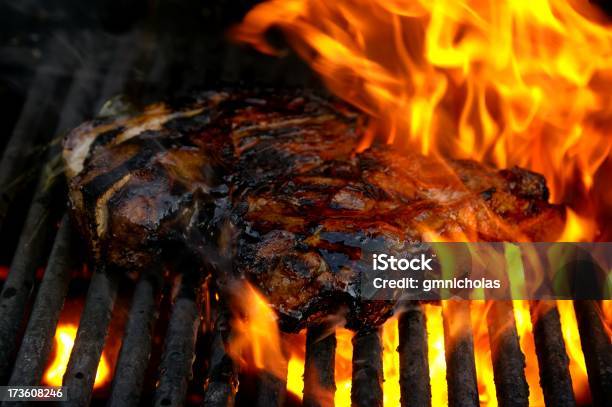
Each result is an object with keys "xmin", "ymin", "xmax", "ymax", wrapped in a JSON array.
[
  {"xmin": 64, "ymin": 90, "xmax": 564, "ymax": 330},
  {"xmin": 64, "ymin": 91, "xmax": 231, "ymax": 272},
  {"xmin": 232, "ymin": 144, "xmax": 564, "ymax": 329}
]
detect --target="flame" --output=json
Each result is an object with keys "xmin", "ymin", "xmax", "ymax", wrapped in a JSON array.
[
  {"xmin": 228, "ymin": 289, "xmax": 595, "ymax": 405},
  {"xmin": 512, "ymin": 300, "xmax": 545, "ymax": 406},
  {"xmin": 334, "ymin": 328, "xmax": 354, "ymax": 406},
  {"xmin": 43, "ymin": 324, "xmax": 110, "ymax": 389},
  {"xmin": 234, "ymin": 0, "xmax": 612, "ymax": 240},
  {"xmin": 558, "ymin": 207, "xmax": 598, "ymax": 242},
  {"xmin": 233, "ymin": 3, "xmax": 608, "ymax": 401},
  {"xmin": 469, "ymin": 300, "xmax": 593, "ymax": 405},
  {"xmin": 423, "ymin": 304, "xmax": 448, "ymax": 405},
  {"xmin": 332, "ymin": 312, "xmax": 447, "ymax": 407},
  {"xmin": 470, "ymin": 300, "xmax": 497, "ymax": 406},
  {"xmin": 557, "ymin": 299, "xmax": 592, "ymax": 404},
  {"xmin": 286, "ymin": 343, "xmax": 306, "ymax": 398},
  {"xmin": 227, "ymin": 283, "xmax": 288, "ymax": 378},
  {"xmin": 381, "ymin": 319, "xmax": 400, "ymax": 406},
  {"xmin": 604, "ymin": 300, "xmax": 612, "ymax": 328}
]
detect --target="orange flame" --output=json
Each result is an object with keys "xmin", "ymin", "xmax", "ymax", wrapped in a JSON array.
[
  {"xmin": 227, "ymin": 283, "xmax": 288, "ymax": 378},
  {"xmin": 424, "ymin": 304, "xmax": 448, "ymax": 406},
  {"xmin": 287, "ymin": 349, "xmax": 306, "ymax": 398},
  {"xmin": 234, "ymin": 0, "xmax": 612, "ymax": 241},
  {"xmin": 557, "ymin": 299, "xmax": 592, "ymax": 404},
  {"xmin": 233, "ymin": 3, "xmax": 608, "ymax": 401},
  {"xmin": 334, "ymin": 328, "xmax": 354, "ymax": 406},
  {"xmin": 229, "ymin": 292, "xmax": 595, "ymax": 405},
  {"xmin": 604, "ymin": 300, "xmax": 612, "ymax": 329},
  {"xmin": 470, "ymin": 300, "xmax": 498, "ymax": 406},
  {"xmin": 512, "ymin": 300, "xmax": 545, "ymax": 406},
  {"xmin": 43, "ymin": 324, "xmax": 110, "ymax": 389},
  {"xmin": 381, "ymin": 319, "xmax": 400, "ymax": 406},
  {"xmin": 558, "ymin": 207, "xmax": 598, "ymax": 242}
]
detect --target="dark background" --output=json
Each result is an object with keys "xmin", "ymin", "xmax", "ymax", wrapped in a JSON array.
[
  {"xmin": 0, "ymin": 0, "xmax": 319, "ymax": 133},
  {"xmin": 0, "ymin": 0, "xmax": 321, "ymax": 265}
]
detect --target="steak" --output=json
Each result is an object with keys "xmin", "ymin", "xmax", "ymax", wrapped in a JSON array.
[{"xmin": 63, "ymin": 90, "xmax": 565, "ymax": 330}]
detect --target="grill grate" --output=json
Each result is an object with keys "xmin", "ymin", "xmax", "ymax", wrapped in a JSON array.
[{"xmin": 0, "ymin": 6, "xmax": 611, "ymax": 407}]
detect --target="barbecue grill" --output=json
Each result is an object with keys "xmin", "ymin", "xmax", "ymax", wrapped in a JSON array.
[{"xmin": 0, "ymin": 1, "xmax": 610, "ymax": 406}]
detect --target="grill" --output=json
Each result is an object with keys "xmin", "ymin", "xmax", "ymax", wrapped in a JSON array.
[{"xmin": 0, "ymin": 1, "xmax": 611, "ymax": 406}]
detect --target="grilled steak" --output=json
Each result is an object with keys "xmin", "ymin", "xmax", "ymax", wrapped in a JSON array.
[{"xmin": 63, "ymin": 90, "xmax": 565, "ymax": 330}]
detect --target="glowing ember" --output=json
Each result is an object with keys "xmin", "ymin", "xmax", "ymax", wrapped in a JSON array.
[
  {"xmin": 43, "ymin": 324, "xmax": 110, "ymax": 389},
  {"xmin": 234, "ymin": 0, "xmax": 612, "ymax": 241}
]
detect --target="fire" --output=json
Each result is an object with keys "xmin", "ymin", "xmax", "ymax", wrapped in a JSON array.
[
  {"xmin": 469, "ymin": 300, "xmax": 594, "ymax": 406},
  {"xmin": 334, "ymin": 328, "xmax": 354, "ymax": 406},
  {"xmin": 227, "ymin": 283, "xmax": 288, "ymax": 378},
  {"xmin": 558, "ymin": 207, "xmax": 598, "ymax": 242},
  {"xmin": 557, "ymin": 299, "xmax": 592, "ymax": 404},
  {"xmin": 424, "ymin": 304, "xmax": 448, "ymax": 406},
  {"xmin": 381, "ymin": 319, "xmax": 400, "ymax": 406},
  {"xmin": 290, "ymin": 311, "xmax": 449, "ymax": 406},
  {"xmin": 233, "ymin": 3, "xmax": 609, "ymax": 402},
  {"xmin": 228, "ymin": 288, "xmax": 596, "ymax": 405},
  {"xmin": 234, "ymin": 0, "xmax": 612, "ymax": 240},
  {"xmin": 286, "ymin": 351, "xmax": 305, "ymax": 398},
  {"xmin": 285, "ymin": 330, "xmax": 307, "ymax": 399},
  {"xmin": 512, "ymin": 300, "xmax": 545, "ymax": 406},
  {"xmin": 43, "ymin": 324, "xmax": 110, "ymax": 389},
  {"xmin": 470, "ymin": 300, "xmax": 498, "ymax": 406},
  {"xmin": 604, "ymin": 300, "xmax": 612, "ymax": 329}
]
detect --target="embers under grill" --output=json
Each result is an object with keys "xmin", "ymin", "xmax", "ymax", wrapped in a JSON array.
[
  {"xmin": 1, "ymin": 237, "xmax": 611, "ymax": 407},
  {"xmin": 0, "ymin": 4, "xmax": 611, "ymax": 407}
]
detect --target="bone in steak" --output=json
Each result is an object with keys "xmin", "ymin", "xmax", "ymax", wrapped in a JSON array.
[{"xmin": 63, "ymin": 90, "xmax": 565, "ymax": 330}]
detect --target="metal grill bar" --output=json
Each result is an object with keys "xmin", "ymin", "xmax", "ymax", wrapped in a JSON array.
[
  {"xmin": 202, "ymin": 307, "xmax": 237, "ymax": 407},
  {"xmin": 442, "ymin": 301, "xmax": 479, "ymax": 407},
  {"xmin": 398, "ymin": 303, "xmax": 431, "ymax": 407},
  {"xmin": 530, "ymin": 301, "xmax": 576, "ymax": 406},
  {"xmin": 108, "ymin": 273, "xmax": 161, "ymax": 407},
  {"xmin": 303, "ymin": 326, "xmax": 336, "ymax": 407},
  {"xmin": 0, "ymin": 155, "xmax": 65, "ymax": 381},
  {"xmin": 153, "ymin": 281, "xmax": 201, "ymax": 407},
  {"xmin": 256, "ymin": 332, "xmax": 290, "ymax": 407},
  {"xmin": 487, "ymin": 301, "xmax": 529, "ymax": 407},
  {"xmin": 573, "ymin": 300, "xmax": 612, "ymax": 406},
  {"xmin": 6, "ymin": 215, "xmax": 74, "ymax": 390},
  {"xmin": 0, "ymin": 32, "xmax": 116, "ymax": 382},
  {"xmin": 351, "ymin": 328, "xmax": 383, "ymax": 407},
  {"xmin": 63, "ymin": 268, "xmax": 118, "ymax": 406},
  {"xmin": 256, "ymin": 371, "xmax": 287, "ymax": 407},
  {"xmin": 0, "ymin": 54, "xmax": 70, "ymax": 381},
  {"xmin": 0, "ymin": 38, "xmax": 70, "ymax": 231}
]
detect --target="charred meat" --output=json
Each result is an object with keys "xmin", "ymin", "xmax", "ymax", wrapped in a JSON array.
[{"xmin": 63, "ymin": 90, "xmax": 564, "ymax": 330}]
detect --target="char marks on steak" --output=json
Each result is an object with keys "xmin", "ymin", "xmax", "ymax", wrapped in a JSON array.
[{"xmin": 63, "ymin": 90, "xmax": 564, "ymax": 330}]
